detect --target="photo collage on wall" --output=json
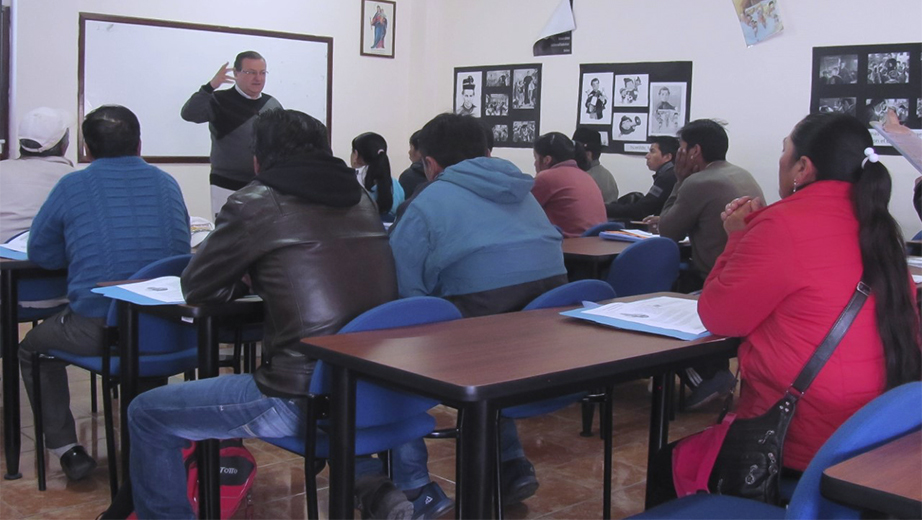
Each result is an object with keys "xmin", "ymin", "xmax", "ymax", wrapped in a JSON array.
[
  {"xmin": 454, "ymin": 64, "xmax": 542, "ymax": 149},
  {"xmin": 811, "ymin": 43, "xmax": 922, "ymax": 153},
  {"xmin": 576, "ymin": 62, "xmax": 692, "ymax": 155}
]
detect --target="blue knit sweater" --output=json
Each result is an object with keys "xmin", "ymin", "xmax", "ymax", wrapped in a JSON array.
[{"xmin": 28, "ymin": 156, "xmax": 191, "ymax": 318}]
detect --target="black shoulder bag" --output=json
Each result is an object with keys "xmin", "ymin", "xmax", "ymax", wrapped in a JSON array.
[{"xmin": 708, "ymin": 281, "xmax": 871, "ymax": 504}]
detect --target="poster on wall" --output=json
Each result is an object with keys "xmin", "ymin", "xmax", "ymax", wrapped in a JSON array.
[
  {"xmin": 454, "ymin": 64, "xmax": 542, "ymax": 148},
  {"xmin": 811, "ymin": 43, "xmax": 922, "ymax": 154},
  {"xmin": 361, "ymin": 0, "xmax": 396, "ymax": 58},
  {"xmin": 577, "ymin": 62, "xmax": 692, "ymax": 155},
  {"xmin": 731, "ymin": 0, "xmax": 784, "ymax": 47}
]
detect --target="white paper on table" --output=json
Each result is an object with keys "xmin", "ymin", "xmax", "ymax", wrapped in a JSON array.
[
  {"xmin": 583, "ymin": 296, "xmax": 706, "ymax": 336},
  {"xmin": 118, "ymin": 276, "xmax": 186, "ymax": 304},
  {"xmin": 538, "ymin": 0, "xmax": 576, "ymax": 40},
  {"xmin": 4, "ymin": 232, "xmax": 29, "ymax": 253},
  {"xmin": 907, "ymin": 256, "xmax": 922, "ymax": 268},
  {"xmin": 913, "ymin": 275, "xmax": 922, "ymax": 284}
]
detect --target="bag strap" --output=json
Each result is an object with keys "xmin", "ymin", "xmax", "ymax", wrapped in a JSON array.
[{"xmin": 788, "ymin": 281, "xmax": 870, "ymax": 398}]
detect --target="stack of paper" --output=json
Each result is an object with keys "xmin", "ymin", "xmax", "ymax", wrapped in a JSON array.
[
  {"xmin": 599, "ymin": 229, "xmax": 657, "ymax": 243},
  {"xmin": 561, "ymin": 296, "xmax": 710, "ymax": 341},
  {"xmin": 92, "ymin": 276, "xmax": 186, "ymax": 306},
  {"xmin": 0, "ymin": 232, "xmax": 29, "ymax": 260},
  {"xmin": 907, "ymin": 256, "xmax": 922, "ymax": 269}
]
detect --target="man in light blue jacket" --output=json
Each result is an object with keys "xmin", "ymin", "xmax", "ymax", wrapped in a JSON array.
[{"xmin": 386, "ymin": 113, "xmax": 567, "ymax": 517}]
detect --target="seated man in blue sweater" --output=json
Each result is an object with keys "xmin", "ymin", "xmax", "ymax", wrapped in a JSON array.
[
  {"xmin": 20, "ymin": 105, "xmax": 191, "ymax": 481},
  {"xmin": 387, "ymin": 113, "xmax": 568, "ymax": 515}
]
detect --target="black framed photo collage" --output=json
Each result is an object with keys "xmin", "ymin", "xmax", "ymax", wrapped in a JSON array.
[{"xmin": 453, "ymin": 64, "xmax": 542, "ymax": 149}]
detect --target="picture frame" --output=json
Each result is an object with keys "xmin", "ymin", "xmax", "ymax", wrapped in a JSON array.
[
  {"xmin": 454, "ymin": 63, "xmax": 542, "ymax": 149},
  {"xmin": 361, "ymin": 0, "xmax": 395, "ymax": 58}
]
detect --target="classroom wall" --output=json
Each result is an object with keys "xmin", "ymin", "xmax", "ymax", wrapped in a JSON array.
[{"xmin": 10, "ymin": 0, "xmax": 922, "ymax": 235}]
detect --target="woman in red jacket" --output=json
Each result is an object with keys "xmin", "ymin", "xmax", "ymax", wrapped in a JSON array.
[{"xmin": 698, "ymin": 113, "xmax": 921, "ymax": 475}]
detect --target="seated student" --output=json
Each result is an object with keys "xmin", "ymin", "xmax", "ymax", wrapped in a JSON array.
[
  {"xmin": 122, "ymin": 109, "xmax": 407, "ymax": 519},
  {"xmin": 531, "ymin": 132, "xmax": 607, "ymax": 237},
  {"xmin": 387, "ymin": 113, "xmax": 568, "ymax": 515},
  {"xmin": 0, "ymin": 108, "xmax": 74, "ymax": 243},
  {"xmin": 351, "ymin": 132, "xmax": 405, "ymax": 222},
  {"xmin": 572, "ymin": 127, "xmax": 619, "ymax": 204},
  {"xmin": 398, "ymin": 130, "xmax": 427, "ymax": 198},
  {"xmin": 20, "ymin": 105, "xmax": 191, "ymax": 482},
  {"xmin": 646, "ymin": 112, "xmax": 921, "ymax": 504},
  {"xmin": 605, "ymin": 136, "xmax": 679, "ymax": 221}
]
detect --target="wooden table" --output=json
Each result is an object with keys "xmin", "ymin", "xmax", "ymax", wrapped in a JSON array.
[
  {"xmin": 300, "ymin": 292, "xmax": 738, "ymax": 519},
  {"xmin": 116, "ymin": 298, "xmax": 263, "ymax": 519},
  {"xmin": 1, "ymin": 258, "xmax": 66, "ymax": 480},
  {"xmin": 821, "ymin": 430, "xmax": 922, "ymax": 519},
  {"xmin": 562, "ymin": 237, "xmax": 631, "ymax": 279}
]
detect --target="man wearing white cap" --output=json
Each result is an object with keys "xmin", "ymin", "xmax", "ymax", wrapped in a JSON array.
[{"xmin": 0, "ymin": 108, "xmax": 74, "ymax": 243}]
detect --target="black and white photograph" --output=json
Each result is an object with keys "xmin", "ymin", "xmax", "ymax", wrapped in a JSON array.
[
  {"xmin": 485, "ymin": 94, "xmax": 509, "ymax": 116},
  {"xmin": 455, "ymin": 71, "xmax": 482, "ymax": 117},
  {"xmin": 486, "ymin": 70, "xmax": 510, "ymax": 87},
  {"xmin": 513, "ymin": 68, "xmax": 539, "ymax": 110},
  {"xmin": 579, "ymin": 72, "xmax": 613, "ymax": 124},
  {"xmin": 599, "ymin": 131, "xmax": 609, "ymax": 147},
  {"xmin": 819, "ymin": 97, "xmax": 857, "ymax": 116},
  {"xmin": 917, "ymin": 98, "xmax": 922, "ymax": 119},
  {"xmin": 614, "ymin": 74, "xmax": 649, "ymax": 107},
  {"xmin": 648, "ymin": 82, "xmax": 686, "ymax": 136},
  {"xmin": 513, "ymin": 121, "xmax": 536, "ymax": 144},
  {"xmin": 866, "ymin": 98, "xmax": 910, "ymax": 123},
  {"xmin": 492, "ymin": 124, "xmax": 509, "ymax": 143},
  {"xmin": 612, "ymin": 112, "xmax": 648, "ymax": 141},
  {"xmin": 867, "ymin": 52, "xmax": 910, "ymax": 84},
  {"xmin": 818, "ymin": 54, "xmax": 858, "ymax": 84}
]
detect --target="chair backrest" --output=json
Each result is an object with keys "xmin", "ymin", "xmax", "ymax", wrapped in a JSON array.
[
  {"xmin": 106, "ymin": 254, "xmax": 196, "ymax": 355},
  {"xmin": 912, "ymin": 230, "xmax": 922, "ymax": 241},
  {"xmin": 606, "ymin": 237, "xmax": 679, "ymax": 297},
  {"xmin": 581, "ymin": 221, "xmax": 626, "ymax": 237},
  {"xmin": 311, "ymin": 296, "xmax": 463, "ymax": 428},
  {"xmin": 785, "ymin": 381, "xmax": 922, "ymax": 519},
  {"xmin": 523, "ymin": 279, "xmax": 615, "ymax": 310}
]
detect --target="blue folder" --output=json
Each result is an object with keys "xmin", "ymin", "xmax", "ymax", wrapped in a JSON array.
[{"xmin": 561, "ymin": 301, "xmax": 711, "ymax": 341}]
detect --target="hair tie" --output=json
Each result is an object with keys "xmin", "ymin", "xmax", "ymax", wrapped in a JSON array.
[
  {"xmin": 861, "ymin": 147, "xmax": 879, "ymax": 168},
  {"xmin": 377, "ymin": 149, "xmax": 385, "ymax": 156}
]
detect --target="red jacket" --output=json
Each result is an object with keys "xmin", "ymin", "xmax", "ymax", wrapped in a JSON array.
[{"xmin": 698, "ymin": 181, "xmax": 908, "ymax": 471}]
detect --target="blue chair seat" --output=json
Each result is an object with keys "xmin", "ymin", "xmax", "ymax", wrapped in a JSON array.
[
  {"xmin": 502, "ymin": 392, "xmax": 588, "ymax": 419},
  {"xmin": 46, "ymin": 348, "xmax": 199, "ymax": 378},
  {"xmin": 629, "ymin": 493, "xmax": 784, "ymax": 519}
]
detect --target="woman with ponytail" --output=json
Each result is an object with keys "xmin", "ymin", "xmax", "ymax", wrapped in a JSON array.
[
  {"xmin": 351, "ymin": 132, "xmax": 404, "ymax": 221},
  {"xmin": 531, "ymin": 132, "xmax": 606, "ymax": 237},
  {"xmin": 698, "ymin": 112, "xmax": 921, "ymax": 474}
]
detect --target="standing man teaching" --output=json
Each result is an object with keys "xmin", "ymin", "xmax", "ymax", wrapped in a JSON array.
[{"xmin": 181, "ymin": 51, "xmax": 282, "ymax": 215}]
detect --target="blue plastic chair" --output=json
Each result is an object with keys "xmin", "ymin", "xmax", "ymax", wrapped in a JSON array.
[
  {"xmin": 262, "ymin": 296, "xmax": 463, "ymax": 520},
  {"xmin": 582, "ymin": 221, "xmax": 626, "ymax": 237},
  {"xmin": 629, "ymin": 381, "xmax": 922, "ymax": 519},
  {"xmin": 30, "ymin": 254, "xmax": 198, "ymax": 496},
  {"xmin": 4, "ymin": 232, "xmax": 68, "ymax": 324},
  {"xmin": 606, "ymin": 237, "xmax": 679, "ymax": 297}
]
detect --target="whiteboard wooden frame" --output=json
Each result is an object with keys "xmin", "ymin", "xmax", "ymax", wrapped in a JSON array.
[{"xmin": 78, "ymin": 13, "xmax": 333, "ymax": 163}]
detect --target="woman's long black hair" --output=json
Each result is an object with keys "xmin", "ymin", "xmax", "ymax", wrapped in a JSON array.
[
  {"xmin": 791, "ymin": 112, "xmax": 921, "ymax": 388},
  {"xmin": 533, "ymin": 132, "xmax": 592, "ymax": 171},
  {"xmin": 352, "ymin": 132, "xmax": 393, "ymax": 214}
]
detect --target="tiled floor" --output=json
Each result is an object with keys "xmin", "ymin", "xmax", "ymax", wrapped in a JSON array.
[{"xmin": 1, "ymin": 326, "xmax": 731, "ymax": 519}]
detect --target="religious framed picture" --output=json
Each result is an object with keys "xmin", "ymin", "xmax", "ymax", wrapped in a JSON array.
[{"xmin": 360, "ymin": 0, "xmax": 395, "ymax": 58}]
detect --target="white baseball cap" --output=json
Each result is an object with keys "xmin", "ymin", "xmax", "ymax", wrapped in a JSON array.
[{"xmin": 19, "ymin": 108, "xmax": 73, "ymax": 153}]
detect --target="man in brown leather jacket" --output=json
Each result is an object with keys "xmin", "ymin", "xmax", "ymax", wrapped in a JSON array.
[{"xmin": 122, "ymin": 109, "xmax": 409, "ymax": 519}]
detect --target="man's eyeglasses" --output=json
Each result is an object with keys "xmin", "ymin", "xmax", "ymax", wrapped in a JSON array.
[{"xmin": 240, "ymin": 70, "xmax": 268, "ymax": 77}]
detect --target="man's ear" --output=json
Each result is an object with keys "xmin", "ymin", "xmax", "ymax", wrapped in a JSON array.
[
  {"xmin": 423, "ymin": 156, "xmax": 443, "ymax": 181},
  {"xmin": 253, "ymin": 156, "xmax": 261, "ymax": 175},
  {"xmin": 136, "ymin": 139, "xmax": 142, "ymax": 157}
]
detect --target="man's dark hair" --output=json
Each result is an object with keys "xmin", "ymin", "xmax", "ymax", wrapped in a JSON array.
[
  {"xmin": 253, "ymin": 109, "xmax": 329, "ymax": 170},
  {"xmin": 409, "ymin": 130, "xmax": 422, "ymax": 150},
  {"xmin": 417, "ymin": 113, "xmax": 487, "ymax": 169},
  {"xmin": 234, "ymin": 51, "xmax": 265, "ymax": 71},
  {"xmin": 678, "ymin": 119, "xmax": 729, "ymax": 163},
  {"xmin": 480, "ymin": 120, "xmax": 494, "ymax": 152},
  {"xmin": 649, "ymin": 136, "xmax": 679, "ymax": 160},
  {"xmin": 20, "ymin": 131, "xmax": 68, "ymax": 158},
  {"xmin": 572, "ymin": 127, "xmax": 602, "ymax": 159},
  {"xmin": 82, "ymin": 105, "xmax": 141, "ymax": 159}
]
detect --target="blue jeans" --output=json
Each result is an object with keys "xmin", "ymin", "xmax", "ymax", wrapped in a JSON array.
[
  {"xmin": 128, "ymin": 374, "xmax": 302, "ymax": 519},
  {"xmin": 385, "ymin": 417, "xmax": 526, "ymax": 491}
]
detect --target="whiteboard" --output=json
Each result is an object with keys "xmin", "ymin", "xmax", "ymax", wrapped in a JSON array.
[{"xmin": 79, "ymin": 13, "xmax": 332, "ymax": 162}]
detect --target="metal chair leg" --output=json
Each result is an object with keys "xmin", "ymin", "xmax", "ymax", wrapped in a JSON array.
[
  {"xmin": 90, "ymin": 374, "xmax": 98, "ymax": 413},
  {"xmin": 304, "ymin": 397, "xmax": 320, "ymax": 520},
  {"xmin": 494, "ymin": 411, "xmax": 504, "ymax": 520},
  {"xmin": 103, "ymin": 378, "xmax": 119, "ymax": 498},
  {"xmin": 580, "ymin": 397, "xmax": 595, "ymax": 437},
  {"xmin": 31, "ymin": 352, "xmax": 47, "ymax": 491}
]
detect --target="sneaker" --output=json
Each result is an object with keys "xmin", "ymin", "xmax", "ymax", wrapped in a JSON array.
[
  {"xmin": 60, "ymin": 445, "xmax": 97, "ymax": 481},
  {"xmin": 408, "ymin": 481, "xmax": 454, "ymax": 519},
  {"xmin": 500, "ymin": 458, "xmax": 539, "ymax": 506},
  {"xmin": 355, "ymin": 474, "xmax": 414, "ymax": 520},
  {"xmin": 685, "ymin": 369, "xmax": 737, "ymax": 410}
]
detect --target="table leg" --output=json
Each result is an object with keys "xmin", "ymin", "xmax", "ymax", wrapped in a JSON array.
[
  {"xmin": 457, "ymin": 400, "xmax": 495, "ymax": 520},
  {"xmin": 330, "ymin": 365, "xmax": 356, "ymax": 519},
  {"xmin": 197, "ymin": 316, "xmax": 220, "ymax": 520},
  {"xmin": 2, "ymin": 269, "xmax": 22, "ymax": 480},
  {"xmin": 601, "ymin": 385, "xmax": 614, "ymax": 520},
  {"xmin": 645, "ymin": 372, "xmax": 670, "ymax": 509},
  {"xmin": 118, "ymin": 301, "xmax": 139, "ymax": 483}
]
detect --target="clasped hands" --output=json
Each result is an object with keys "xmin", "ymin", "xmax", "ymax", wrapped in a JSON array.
[{"xmin": 722, "ymin": 196, "xmax": 764, "ymax": 234}]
